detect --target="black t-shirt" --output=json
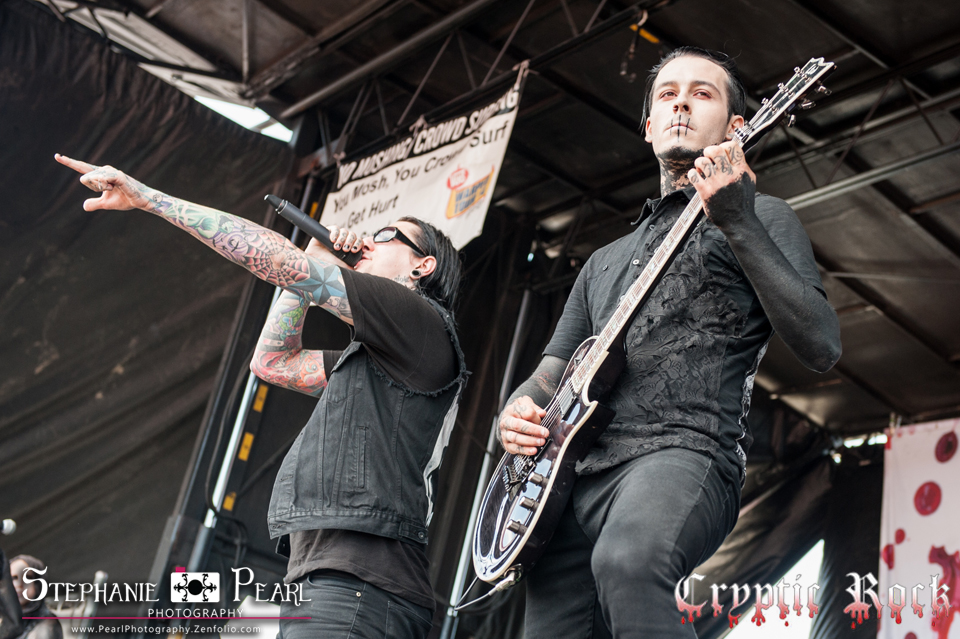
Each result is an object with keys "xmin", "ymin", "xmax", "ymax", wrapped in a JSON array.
[
  {"xmin": 544, "ymin": 188, "xmax": 823, "ymax": 488},
  {"xmin": 285, "ymin": 269, "xmax": 457, "ymax": 611}
]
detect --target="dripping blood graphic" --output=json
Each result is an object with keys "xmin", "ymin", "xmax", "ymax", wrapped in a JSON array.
[{"xmin": 929, "ymin": 546, "xmax": 960, "ymax": 639}]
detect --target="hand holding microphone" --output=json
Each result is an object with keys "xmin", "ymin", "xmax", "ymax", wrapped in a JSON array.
[{"xmin": 264, "ymin": 195, "xmax": 362, "ymax": 267}]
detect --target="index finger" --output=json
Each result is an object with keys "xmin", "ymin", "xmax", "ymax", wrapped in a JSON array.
[{"xmin": 55, "ymin": 153, "xmax": 100, "ymax": 175}]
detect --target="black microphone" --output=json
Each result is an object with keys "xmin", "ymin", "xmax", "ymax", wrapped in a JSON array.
[
  {"xmin": 2, "ymin": 519, "xmax": 15, "ymax": 535},
  {"xmin": 265, "ymin": 195, "xmax": 362, "ymax": 267}
]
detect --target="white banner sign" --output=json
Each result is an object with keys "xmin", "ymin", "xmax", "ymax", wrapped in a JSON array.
[
  {"xmin": 320, "ymin": 64, "xmax": 528, "ymax": 249},
  {"xmin": 878, "ymin": 418, "xmax": 958, "ymax": 639}
]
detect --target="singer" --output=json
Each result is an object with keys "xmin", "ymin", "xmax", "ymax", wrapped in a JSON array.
[{"xmin": 55, "ymin": 155, "xmax": 468, "ymax": 639}]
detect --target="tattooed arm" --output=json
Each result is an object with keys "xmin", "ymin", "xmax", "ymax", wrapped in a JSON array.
[
  {"xmin": 250, "ymin": 290, "xmax": 329, "ymax": 395},
  {"xmin": 497, "ymin": 355, "xmax": 567, "ymax": 455},
  {"xmin": 55, "ymin": 154, "xmax": 357, "ymax": 324}
]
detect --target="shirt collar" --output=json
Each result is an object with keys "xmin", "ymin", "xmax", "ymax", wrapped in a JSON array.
[{"xmin": 631, "ymin": 186, "xmax": 696, "ymax": 225}]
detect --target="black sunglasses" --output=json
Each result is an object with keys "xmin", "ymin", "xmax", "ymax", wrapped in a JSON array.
[{"xmin": 373, "ymin": 226, "xmax": 426, "ymax": 257}]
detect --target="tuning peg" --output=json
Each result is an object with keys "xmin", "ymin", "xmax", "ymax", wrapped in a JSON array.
[
  {"xmin": 794, "ymin": 66, "xmax": 801, "ymax": 73},
  {"xmin": 786, "ymin": 114, "xmax": 797, "ymax": 127},
  {"xmin": 816, "ymin": 84, "xmax": 832, "ymax": 96},
  {"xmin": 800, "ymin": 100, "xmax": 816, "ymax": 110}
]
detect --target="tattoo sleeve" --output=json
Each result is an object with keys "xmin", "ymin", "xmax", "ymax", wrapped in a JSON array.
[
  {"xmin": 141, "ymin": 189, "xmax": 353, "ymax": 323},
  {"xmin": 250, "ymin": 290, "xmax": 328, "ymax": 396},
  {"xmin": 497, "ymin": 355, "xmax": 568, "ymax": 444}
]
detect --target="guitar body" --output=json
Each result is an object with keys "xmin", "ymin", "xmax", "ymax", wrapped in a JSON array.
[{"xmin": 472, "ymin": 335, "xmax": 624, "ymax": 583}]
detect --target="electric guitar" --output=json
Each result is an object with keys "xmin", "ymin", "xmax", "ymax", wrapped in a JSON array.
[{"xmin": 472, "ymin": 58, "xmax": 836, "ymax": 586}]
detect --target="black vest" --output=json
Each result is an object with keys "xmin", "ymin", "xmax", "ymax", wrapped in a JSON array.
[{"xmin": 267, "ymin": 298, "xmax": 467, "ymax": 546}]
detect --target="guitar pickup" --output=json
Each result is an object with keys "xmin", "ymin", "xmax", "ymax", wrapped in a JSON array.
[{"xmin": 533, "ymin": 438, "xmax": 552, "ymax": 462}]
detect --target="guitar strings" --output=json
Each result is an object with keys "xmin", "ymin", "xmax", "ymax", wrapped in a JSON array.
[{"xmin": 518, "ymin": 192, "xmax": 707, "ymax": 464}]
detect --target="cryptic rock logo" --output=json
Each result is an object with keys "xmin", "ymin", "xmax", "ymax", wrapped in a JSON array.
[{"xmin": 170, "ymin": 572, "xmax": 220, "ymax": 603}]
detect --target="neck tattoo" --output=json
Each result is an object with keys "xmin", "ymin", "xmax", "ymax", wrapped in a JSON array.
[
  {"xmin": 392, "ymin": 274, "xmax": 417, "ymax": 291},
  {"xmin": 656, "ymin": 145, "xmax": 701, "ymax": 195}
]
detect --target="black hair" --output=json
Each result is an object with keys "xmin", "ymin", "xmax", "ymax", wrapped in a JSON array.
[
  {"xmin": 11, "ymin": 555, "xmax": 45, "ymax": 574},
  {"xmin": 398, "ymin": 216, "xmax": 462, "ymax": 311},
  {"xmin": 641, "ymin": 46, "xmax": 746, "ymax": 124}
]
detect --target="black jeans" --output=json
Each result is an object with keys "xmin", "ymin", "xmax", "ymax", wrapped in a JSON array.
[
  {"xmin": 524, "ymin": 448, "xmax": 740, "ymax": 638},
  {"xmin": 279, "ymin": 570, "xmax": 433, "ymax": 639}
]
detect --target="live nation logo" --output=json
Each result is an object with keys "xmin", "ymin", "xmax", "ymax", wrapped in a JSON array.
[
  {"xmin": 675, "ymin": 572, "xmax": 952, "ymax": 629},
  {"xmin": 170, "ymin": 570, "xmax": 220, "ymax": 603}
]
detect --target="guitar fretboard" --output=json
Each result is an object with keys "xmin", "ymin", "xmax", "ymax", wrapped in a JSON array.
[{"xmin": 568, "ymin": 190, "xmax": 704, "ymax": 394}]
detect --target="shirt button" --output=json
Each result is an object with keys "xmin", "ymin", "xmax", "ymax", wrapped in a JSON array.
[
  {"xmin": 632, "ymin": 259, "xmax": 640, "ymax": 266},
  {"xmin": 602, "ymin": 265, "xmax": 608, "ymax": 271},
  {"xmin": 649, "ymin": 224, "xmax": 655, "ymax": 230}
]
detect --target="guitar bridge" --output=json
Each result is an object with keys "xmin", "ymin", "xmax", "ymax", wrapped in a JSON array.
[{"xmin": 503, "ymin": 465, "xmax": 518, "ymax": 488}]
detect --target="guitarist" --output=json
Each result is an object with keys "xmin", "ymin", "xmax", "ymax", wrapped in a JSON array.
[{"xmin": 498, "ymin": 47, "xmax": 841, "ymax": 637}]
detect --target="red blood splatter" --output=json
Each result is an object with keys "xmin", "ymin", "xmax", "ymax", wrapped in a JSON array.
[
  {"xmin": 728, "ymin": 613, "xmax": 740, "ymax": 629},
  {"xmin": 935, "ymin": 431, "xmax": 957, "ymax": 463},
  {"xmin": 906, "ymin": 633, "xmax": 917, "ymax": 639},
  {"xmin": 928, "ymin": 546, "xmax": 960, "ymax": 639},
  {"xmin": 895, "ymin": 528, "xmax": 906, "ymax": 544},
  {"xmin": 914, "ymin": 482, "xmax": 942, "ymax": 516},
  {"xmin": 882, "ymin": 544, "xmax": 895, "ymax": 569}
]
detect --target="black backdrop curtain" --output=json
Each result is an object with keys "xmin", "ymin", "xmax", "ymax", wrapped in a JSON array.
[{"xmin": 0, "ymin": 0, "xmax": 292, "ymax": 589}]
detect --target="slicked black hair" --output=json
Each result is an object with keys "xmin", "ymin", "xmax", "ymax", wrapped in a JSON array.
[
  {"xmin": 399, "ymin": 216, "xmax": 462, "ymax": 311},
  {"xmin": 641, "ymin": 46, "xmax": 746, "ymax": 124}
]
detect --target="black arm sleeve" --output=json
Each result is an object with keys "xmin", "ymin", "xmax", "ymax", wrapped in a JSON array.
[
  {"xmin": 724, "ymin": 195, "xmax": 841, "ymax": 372},
  {"xmin": 543, "ymin": 260, "xmax": 593, "ymax": 361}
]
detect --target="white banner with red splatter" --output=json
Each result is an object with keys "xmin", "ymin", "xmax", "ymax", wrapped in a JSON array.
[
  {"xmin": 878, "ymin": 418, "xmax": 959, "ymax": 639},
  {"xmin": 319, "ymin": 64, "xmax": 528, "ymax": 250}
]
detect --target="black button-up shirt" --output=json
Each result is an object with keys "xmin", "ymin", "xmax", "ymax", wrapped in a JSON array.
[{"xmin": 544, "ymin": 188, "xmax": 823, "ymax": 486}]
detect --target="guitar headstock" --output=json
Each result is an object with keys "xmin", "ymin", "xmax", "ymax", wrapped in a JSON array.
[{"xmin": 735, "ymin": 57, "xmax": 835, "ymax": 149}]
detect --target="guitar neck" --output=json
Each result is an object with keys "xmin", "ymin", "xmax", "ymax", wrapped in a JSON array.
[{"xmin": 569, "ymin": 191, "xmax": 705, "ymax": 393}]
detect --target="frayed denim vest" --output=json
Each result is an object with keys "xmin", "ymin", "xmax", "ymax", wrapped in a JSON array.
[{"xmin": 267, "ymin": 298, "xmax": 467, "ymax": 548}]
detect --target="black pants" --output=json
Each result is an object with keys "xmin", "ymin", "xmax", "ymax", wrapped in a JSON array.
[
  {"xmin": 524, "ymin": 448, "xmax": 740, "ymax": 638},
  {"xmin": 279, "ymin": 570, "xmax": 433, "ymax": 639}
]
